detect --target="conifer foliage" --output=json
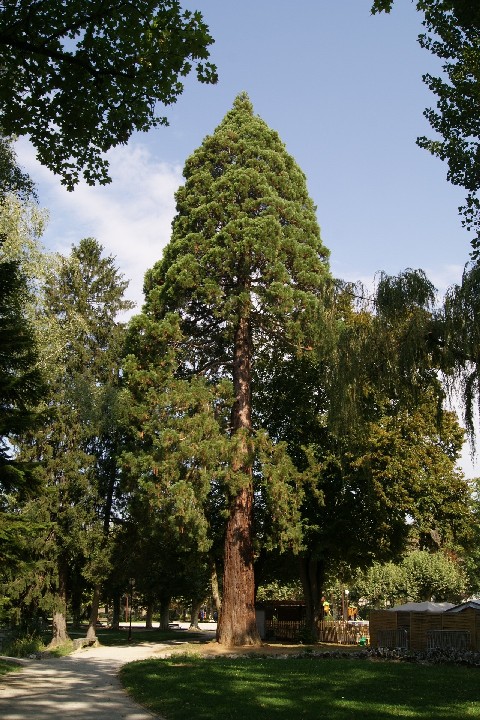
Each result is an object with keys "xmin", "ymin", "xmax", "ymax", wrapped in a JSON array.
[{"xmin": 130, "ymin": 93, "xmax": 331, "ymax": 645}]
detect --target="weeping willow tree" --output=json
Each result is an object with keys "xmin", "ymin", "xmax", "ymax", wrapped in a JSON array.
[
  {"xmin": 442, "ymin": 260, "xmax": 480, "ymax": 448},
  {"xmin": 255, "ymin": 270, "xmax": 472, "ymax": 639}
]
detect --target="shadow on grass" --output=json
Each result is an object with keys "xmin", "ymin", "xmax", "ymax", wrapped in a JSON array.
[
  {"xmin": 39, "ymin": 625, "xmax": 209, "ymax": 651},
  {"xmin": 120, "ymin": 655, "xmax": 480, "ymax": 720}
]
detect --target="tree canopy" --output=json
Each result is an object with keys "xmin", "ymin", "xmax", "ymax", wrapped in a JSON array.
[{"xmin": 0, "ymin": 1, "xmax": 217, "ymax": 189}]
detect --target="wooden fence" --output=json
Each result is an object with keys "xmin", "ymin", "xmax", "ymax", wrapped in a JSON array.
[
  {"xmin": 370, "ymin": 609, "xmax": 480, "ymax": 651},
  {"xmin": 265, "ymin": 620, "xmax": 305, "ymax": 641},
  {"xmin": 265, "ymin": 619, "xmax": 368, "ymax": 644},
  {"xmin": 319, "ymin": 621, "xmax": 368, "ymax": 645}
]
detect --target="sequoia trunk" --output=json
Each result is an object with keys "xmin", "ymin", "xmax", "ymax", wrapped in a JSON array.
[{"xmin": 217, "ymin": 315, "xmax": 260, "ymax": 646}]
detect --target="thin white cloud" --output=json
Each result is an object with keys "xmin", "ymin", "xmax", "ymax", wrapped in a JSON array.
[{"xmin": 15, "ymin": 138, "xmax": 183, "ymax": 311}]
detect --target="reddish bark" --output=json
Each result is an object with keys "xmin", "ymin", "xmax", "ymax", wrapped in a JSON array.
[{"xmin": 217, "ymin": 314, "xmax": 261, "ymax": 646}]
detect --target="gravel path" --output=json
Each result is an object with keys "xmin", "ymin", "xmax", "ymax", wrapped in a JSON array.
[{"xmin": 0, "ymin": 638, "xmax": 194, "ymax": 720}]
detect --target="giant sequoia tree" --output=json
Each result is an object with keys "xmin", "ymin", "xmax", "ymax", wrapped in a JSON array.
[{"xmin": 129, "ymin": 93, "xmax": 331, "ymax": 645}]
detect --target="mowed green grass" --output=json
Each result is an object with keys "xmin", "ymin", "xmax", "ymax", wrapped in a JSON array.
[
  {"xmin": 91, "ymin": 627, "xmax": 205, "ymax": 646},
  {"xmin": 120, "ymin": 655, "xmax": 480, "ymax": 720}
]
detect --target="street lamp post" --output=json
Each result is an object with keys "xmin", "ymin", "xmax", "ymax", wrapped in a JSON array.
[
  {"xmin": 128, "ymin": 578, "xmax": 134, "ymax": 642},
  {"xmin": 343, "ymin": 589, "xmax": 349, "ymax": 622}
]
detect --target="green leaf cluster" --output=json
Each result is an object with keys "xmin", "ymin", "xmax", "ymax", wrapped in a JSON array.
[{"xmin": 0, "ymin": 1, "xmax": 217, "ymax": 188}]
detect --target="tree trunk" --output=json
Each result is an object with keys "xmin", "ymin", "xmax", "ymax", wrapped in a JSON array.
[
  {"xmin": 111, "ymin": 592, "xmax": 121, "ymax": 630},
  {"xmin": 210, "ymin": 560, "xmax": 222, "ymax": 614},
  {"xmin": 70, "ymin": 583, "xmax": 82, "ymax": 630},
  {"xmin": 145, "ymin": 602, "xmax": 154, "ymax": 629},
  {"xmin": 299, "ymin": 555, "xmax": 326, "ymax": 642},
  {"xmin": 86, "ymin": 584, "xmax": 101, "ymax": 641},
  {"xmin": 217, "ymin": 315, "xmax": 260, "ymax": 647},
  {"xmin": 50, "ymin": 560, "xmax": 70, "ymax": 647},
  {"xmin": 159, "ymin": 598, "xmax": 171, "ymax": 631},
  {"xmin": 189, "ymin": 598, "xmax": 202, "ymax": 629}
]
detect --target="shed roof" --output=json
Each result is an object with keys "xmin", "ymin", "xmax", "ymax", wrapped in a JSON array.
[
  {"xmin": 388, "ymin": 601, "xmax": 454, "ymax": 613},
  {"xmin": 445, "ymin": 601, "xmax": 480, "ymax": 613}
]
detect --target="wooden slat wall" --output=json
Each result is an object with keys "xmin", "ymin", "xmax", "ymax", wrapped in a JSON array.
[
  {"xmin": 409, "ymin": 612, "xmax": 442, "ymax": 651},
  {"xmin": 370, "ymin": 609, "xmax": 480, "ymax": 651},
  {"xmin": 369, "ymin": 610, "xmax": 397, "ymax": 647}
]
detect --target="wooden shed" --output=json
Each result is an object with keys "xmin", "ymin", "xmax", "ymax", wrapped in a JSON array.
[{"xmin": 370, "ymin": 605, "xmax": 480, "ymax": 651}]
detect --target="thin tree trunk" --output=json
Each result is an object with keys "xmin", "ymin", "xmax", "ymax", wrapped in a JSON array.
[
  {"xmin": 217, "ymin": 314, "xmax": 260, "ymax": 646},
  {"xmin": 50, "ymin": 559, "xmax": 70, "ymax": 647},
  {"xmin": 299, "ymin": 555, "xmax": 325, "ymax": 642},
  {"xmin": 189, "ymin": 599, "xmax": 202, "ymax": 629},
  {"xmin": 86, "ymin": 584, "xmax": 101, "ymax": 641},
  {"xmin": 70, "ymin": 582, "xmax": 82, "ymax": 630},
  {"xmin": 210, "ymin": 560, "xmax": 222, "ymax": 614},
  {"xmin": 111, "ymin": 592, "xmax": 121, "ymax": 630}
]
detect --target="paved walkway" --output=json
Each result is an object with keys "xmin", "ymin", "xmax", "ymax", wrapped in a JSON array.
[{"xmin": 0, "ymin": 636, "xmax": 197, "ymax": 720}]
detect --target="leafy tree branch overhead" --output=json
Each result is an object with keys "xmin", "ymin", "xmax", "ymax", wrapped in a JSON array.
[
  {"xmin": 0, "ymin": 1, "xmax": 217, "ymax": 189},
  {"xmin": 372, "ymin": 1, "xmax": 480, "ymax": 255}
]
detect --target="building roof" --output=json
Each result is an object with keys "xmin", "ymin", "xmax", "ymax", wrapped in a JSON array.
[
  {"xmin": 445, "ymin": 601, "xmax": 480, "ymax": 613},
  {"xmin": 388, "ymin": 601, "xmax": 454, "ymax": 613}
]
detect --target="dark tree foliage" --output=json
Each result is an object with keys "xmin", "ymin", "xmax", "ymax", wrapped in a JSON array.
[
  {"xmin": 441, "ymin": 259, "xmax": 480, "ymax": 443},
  {"xmin": 0, "ymin": 258, "xmax": 43, "ymax": 495},
  {"xmin": 12, "ymin": 238, "xmax": 133, "ymax": 643},
  {"xmin": 0, "ymin": 135, "xmax": 36, "ymax": 200},
  {"xmin": 0, "ymin": 1, "xmax": 217, "ymax": 188},
  {"xmin": 256, "ymin": 273, "xmax": 473, "ymax": 638}
]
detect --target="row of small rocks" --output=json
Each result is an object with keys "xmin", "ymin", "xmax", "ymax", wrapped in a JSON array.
[
  {"xmin": 264, "ymin": 647, "xmax": 480, "ymax": 666},
  {"xmin": 209, "ymin": 647, "xmax": 480, "ymax": 666}
]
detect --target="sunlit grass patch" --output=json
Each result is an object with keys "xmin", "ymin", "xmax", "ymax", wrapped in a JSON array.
[{"xmin": 120, "ymin": 655, "xmax": 480, "ymax": 720}]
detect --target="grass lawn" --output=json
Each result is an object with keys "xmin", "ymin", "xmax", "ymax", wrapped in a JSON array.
[
  {"xmin": 91, "ymin": 627, "xmax": 205, "ymax": 646},
  {"xmin": 36, "ymin": 626, "xmax": 205, "ymax": 650},
  {"xmin": 120, "ymin": 655, "xmax": 480, "ymax": 720}
]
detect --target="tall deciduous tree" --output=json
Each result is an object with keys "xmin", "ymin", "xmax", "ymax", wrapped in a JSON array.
[
  {"xmin": 256, "ymin": 273, "xmax": 473, "ymax": 638},
  {"xmin": 0, "ymin": 1, "xmax": 217, "ymax": 188},
  {"xmin": 128, "ymin": 93, "xmax": 331, "ymax": 645},
  {"xmin": 441, "ymin": 259, "xmax": 480, "ymax": 445}
]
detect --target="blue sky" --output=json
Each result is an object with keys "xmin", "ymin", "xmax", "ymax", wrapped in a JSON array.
[{"xmin": 15, "ymin": 0, "xmax": 478, "ymax": 474}]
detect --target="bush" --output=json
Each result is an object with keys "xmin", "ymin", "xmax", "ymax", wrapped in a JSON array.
[{"xmin": 2, "ymin": 633, "xmax": 44, "ymax": 658}]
